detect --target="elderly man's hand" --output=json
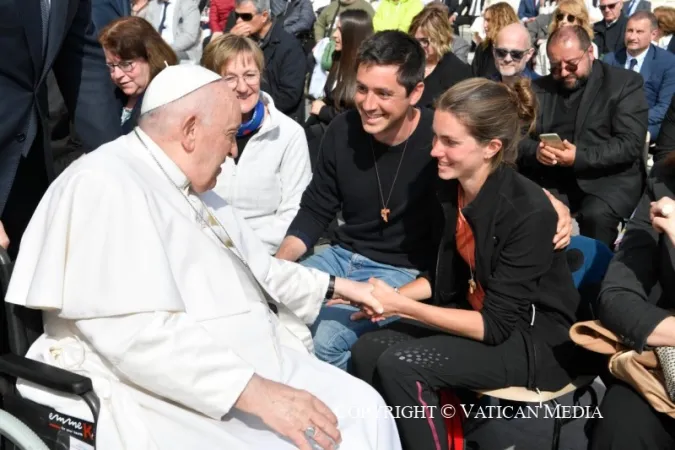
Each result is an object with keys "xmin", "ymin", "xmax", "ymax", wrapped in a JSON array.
[
  {"xmin": 0, "ymin": 221, "xmax": 9, "ymax": 250},
  {"xmin": 230, "ymin": 22, "xmax": 254, "ymax": 37},
  {"xmin": 543, "ymin": 189, "xmax": 572, "ymax": 250},
  {"xmin": 235, "ymin": 375, "xmax": 341, "ymax": 450}
]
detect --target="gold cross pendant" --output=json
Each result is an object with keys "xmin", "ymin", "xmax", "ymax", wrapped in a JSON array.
[
  {"xmin": 381, "ymin": 208, "xmax": 391, "ymax": 223},
  {"xmin": 468, "ymin": 278, "xmax": 477, "ymax": 294}
]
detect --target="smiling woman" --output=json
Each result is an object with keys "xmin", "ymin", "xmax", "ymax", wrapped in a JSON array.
[
  {"xmin": 201, "ymin": 34, "xmax": 312, "ymax": 254},
  {"xmin": 99, "ymin": 16, "xmax": 178, "ymax": 132}
]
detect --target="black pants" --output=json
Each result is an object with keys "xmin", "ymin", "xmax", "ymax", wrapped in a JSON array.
[
  {"xmin": 350, "ymin": 321, "xmax": 572, "ymax": 450},
  {"xmin": 548, "ymin": 183, "xmax": 622, "ymax": 247},
  {"xmin": 588, "ymin": 381, "xmax": 675, "ymax": 449},
  {"xmin": 1, "ymin": 140, "xmax": 49, "ymax": 261}
]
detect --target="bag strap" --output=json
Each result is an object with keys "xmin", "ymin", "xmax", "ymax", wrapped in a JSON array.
[{"xmin": 325, "ymin": 3, "xmax": 341, "ymax": 38}]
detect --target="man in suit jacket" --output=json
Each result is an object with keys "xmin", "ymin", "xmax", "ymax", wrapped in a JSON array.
[
  {"xmin": 518, "ymin": 25, "xmax": 648, "ymax": 247},
  {"xmin": 92, "ymin": 0, "xmax": 131, "ymax": 30},
  {"xmin": 0, "ymin": 0, "xmax": 122, "ymax": 258},
  {"xmin": 594, "ymin": 0, "xmax": 629, "ymax": 56},
  {"xmin": 622, "ymin": 0, "xmax": 651, "ymax": 17},
  {"xmin": 604, "ymin": 12, "xmax": 675, "ymax": 141}
]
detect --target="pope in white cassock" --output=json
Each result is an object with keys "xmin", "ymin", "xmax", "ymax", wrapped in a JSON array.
[{"xmin": 5, "ymin": 65, "xmax": 402, "ymax": 450}]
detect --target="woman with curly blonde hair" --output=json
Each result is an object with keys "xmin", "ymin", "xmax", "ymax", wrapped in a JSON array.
[
  {"xmin": 534, "ymin": 0, "xmax": 598, "ymax": 75},
  {"xmin": 472, "ymin": 2, "xmax": 519, "ymax": 78},
  {"xmin": 409, "ymin": 3, "xmax": 472, "ymax": 108}
]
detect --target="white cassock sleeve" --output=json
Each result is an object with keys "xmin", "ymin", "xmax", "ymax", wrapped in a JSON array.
[{"xmin": 75, "ymin": 312, "xmax": 255, "ymax": 420}]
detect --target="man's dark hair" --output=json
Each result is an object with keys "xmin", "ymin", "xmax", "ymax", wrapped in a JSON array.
[
  {"xmin": 356, "ymin": 30, "xmax": 425, "ymax": 95},
  {"xmin": 547, "ymin": 25, "xmax": 593, "ymax": 52}
]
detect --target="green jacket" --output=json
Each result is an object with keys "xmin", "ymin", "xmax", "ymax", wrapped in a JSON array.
[{"xmin": 313, "ymin": 0, "xmax": 375, "ymax": 42}]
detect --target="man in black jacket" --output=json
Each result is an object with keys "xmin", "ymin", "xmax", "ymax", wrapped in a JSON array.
[
  {"xmin": 518, "ymin": 25, "xmax": 648, "ymax": 247},
  {"xmin": 593, "ymin": 0, "xmax": 628, "ymax": 57},
  {"xmin": 0, "ymin": 0, "xmax": 122, "ymax": 259},
  {"xmin": 230, "ymin": 0, "xmax": 307, "ymax": 123}
]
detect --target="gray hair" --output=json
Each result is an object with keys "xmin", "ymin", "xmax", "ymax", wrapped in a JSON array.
[
  {"xmin": 235, "ymin": 0, "xmax": 270, "ymax": 13},
  {"xmin": 629, "ymin": 11, "xmax": 659, "ymax": 30}
]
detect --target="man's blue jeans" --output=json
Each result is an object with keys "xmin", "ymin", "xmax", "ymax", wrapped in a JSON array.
[{"xmin": 301, "ymin": 245, "xmax": 418, "ymax": 371}]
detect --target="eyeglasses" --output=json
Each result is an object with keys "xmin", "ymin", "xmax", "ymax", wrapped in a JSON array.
[
  {"xmin": 556, "ymin": 13, "xmax": 576, "ymax": 23},
  {"xmin": 550, "ymin": 48, "xmax": 588, "ymax": 74},
  {"xmin": 599, "ymin": 2, "xmax": 620, "ymax": 10},
  {"xmin": 223, "ymin": 72, "xmax": 260, "ymax": 86},
  {"xmin": 416, "ymin": 38, "xmax": 430, "ymax": 48},
  {"xmin": 494, "ymin": 47, "xmax": 528, "ymax": 61},
  {"xmin": 234, "ymin": 12, "xmax": 254, "ymax": 21},
  {"xmin": 106, "ymin": 60, "xmax": 135, "ymax": 73}
]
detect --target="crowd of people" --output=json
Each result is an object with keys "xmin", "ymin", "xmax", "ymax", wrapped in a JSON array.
[{"xmin": 1, "ymin": 0, "xmax": 675, "ymax": 449}]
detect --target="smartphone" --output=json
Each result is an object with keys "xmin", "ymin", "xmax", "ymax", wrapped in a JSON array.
[{"xmin": 539, "ymin": 133, "xmax": 565, "ymax": 150}]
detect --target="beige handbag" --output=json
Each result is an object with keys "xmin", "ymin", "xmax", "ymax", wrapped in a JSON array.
[{"xmin": 570, "ymin": 320, "xmax": 675, "ymax": 419}]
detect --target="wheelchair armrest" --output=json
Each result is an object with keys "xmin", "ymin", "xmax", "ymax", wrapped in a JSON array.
[{"xmin": 0, "ymin": 353, "xmax": 93, "ymax": 395}]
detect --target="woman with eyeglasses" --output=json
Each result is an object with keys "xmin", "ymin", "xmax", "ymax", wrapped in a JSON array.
[
  {"xmin": 305, "ymin": 9, "xmax": 373, "ymax": 166},
  {"xmin": 472, "ymin": 2, "xmax": 519, "ymax": 78},
  {"xmin": 202, "ymin": 35, "xmax": 311, "ymax": 254},
  {"xmin": 534, "ymin": 0, "xmax": 597, "ymax": 76},
  {"xmin": 408, "ymin": 3, "xmax": 472, "ymax": 109},
  {"xmin": 99, "ymin": 17, "xmax": 178, "ymax": 133}
]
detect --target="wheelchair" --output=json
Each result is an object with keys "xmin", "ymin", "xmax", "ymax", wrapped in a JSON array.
[{"xmin": 0, "ymin": 247, "xmax": 99, "ymax": 449}]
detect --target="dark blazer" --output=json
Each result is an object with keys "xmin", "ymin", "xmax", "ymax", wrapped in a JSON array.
[
  {"xmin": 653, "ymin": 95, "xmax": 675, "ymax": 165},
  {"xmin": 597, "ymin": 167, "xmax": 675, "ymax": 352},
  {"xmin": 472, "ymin": 41, "xmax": 499, "ymax": 78},
  {"xmin": 260, "ymin": 20, "xmax": 307, "ymax": 123},
  {"xmin": 518, "ymin": 60, "xmax": 649, "ymax": 219},
  {"xmin": 518, "ymin": 0, "xmax": 538, "ymax": 20},
  {"xmin": 604, "ymin": 44, "xmax": 675, "ymax": 140},
  {"xmin": 91, "ymin": 0, "xmax": 131, "ymax": 30},
  {"xmin": 0, "ymin": 0, "xmax": 122, "ymax": 214},
  {"xmin": 423, "ymin": 166, "xmax": 582, "ymax": 389},
  {"xmin": 622, "ymin": 0, "xmax": 651, "ymax": 16},
  {"xmin": 593, "ymin": 14, "xmax": 628, "ymax": 57},
  {"xmin": 418, "ymin": 51, "xmax": 472, "ymax": 109}
]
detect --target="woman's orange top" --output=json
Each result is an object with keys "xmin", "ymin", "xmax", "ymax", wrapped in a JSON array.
[{"xmin": 456, "ymin": 186, "xmax": 486, "ymax": 311}]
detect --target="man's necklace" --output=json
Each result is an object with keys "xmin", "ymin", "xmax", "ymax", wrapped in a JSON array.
[
  {"xmin": 133, "ymin": 130, "xmax": 247, "ymax": 266},
  {"xmin": 370, "ymin": 122, "xmax": 412, "ymax": 223}
]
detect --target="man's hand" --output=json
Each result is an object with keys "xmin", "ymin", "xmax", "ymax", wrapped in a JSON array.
[
  {"xmin": 448, "ymin": 13, "xmax": 457, "ymax": 25},
  {"xmin": 0, "ymin": 221, "xmax": 9, "ymax": 250},
  {"xmin": 536, "ymin": 142, "xmax": 558, "ymax": 166},
  {"xmin": 650, "ymin": 197, "xmax": 675, "ymax": 243},
  {"xmin": 330, "ymin": 278, "xmax": 383, "ymax": 319},
  {"xmin": 548, "ymin": 140, "xmax": 576, "ymax": 167},
  {"xmin": 235, "ymin": 375, "xmax": 341, "ymax": 450},
  {"xmin": 543, "ymin": 189, "xmax": 572, "ymax": 250},
  {"xmin": 310, "ymin": 100, "xmax": 326, "ymax": 116},
  {"xmin": 230, "ymin": 22, "xmax": 254, "ymax": 37}
]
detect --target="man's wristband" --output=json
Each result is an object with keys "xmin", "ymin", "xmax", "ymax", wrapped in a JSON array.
[{"xmin": 325, "ymin": 275, "xmax": 335, "ymax": 299}]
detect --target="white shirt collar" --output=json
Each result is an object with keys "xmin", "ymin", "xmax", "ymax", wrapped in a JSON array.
[
  {"xmin": 133, "ymin": 127, "xmax": 190, "ymax": 191},
  {"xmin": 626, "ymin": 46, "xmax": 649, "ymax": 72}
]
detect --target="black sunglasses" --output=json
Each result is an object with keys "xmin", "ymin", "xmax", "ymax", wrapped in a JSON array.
[
  {"xmin": 550, "ymin": 48, "xmax": 588, "ymax": 74},
  {"xmin": 494, "ymin": 47, "xmax": 527, "ymax": 61},
  {"xmin": 235, "ymin": 12, "xmax": 254, "ymax": 21},
  {"xmin": 599, "ymin": 2, "xmax": 620, "ymax": 10},
  {"xmin": 556, "ymin": 13, "xmax": 576, "ymax": 23}
]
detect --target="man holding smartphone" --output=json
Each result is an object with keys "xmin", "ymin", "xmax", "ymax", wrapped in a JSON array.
[{"xmin": 517, "ymin": 25, "xmax": 648, "ymax": 247}]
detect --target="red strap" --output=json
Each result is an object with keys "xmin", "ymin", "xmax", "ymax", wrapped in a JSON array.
[{"xmin": 440, "ymin": 390, "xmax": 464, "ymax": 450}]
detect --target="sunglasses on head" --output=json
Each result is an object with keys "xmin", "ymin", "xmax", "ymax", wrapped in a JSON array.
[
  {"xmin": 556, "ymin": 13, "xmax": 576, "ymax": 23},
  {"xmin": 599, "ymin": 2, "xmax": 619, "ymax": 10},
  {"xmin": 494, "ymin": 47, "xmax": 527, "ymax": 61},
  {"xmin": 235, "ymin": 12, "xmax": 255, "ymax": 21}
]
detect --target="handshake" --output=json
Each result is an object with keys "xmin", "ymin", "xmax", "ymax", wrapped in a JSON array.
[{"xmin": 331, "ymin": 277, "xmax": 413, "ymax": 322}]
